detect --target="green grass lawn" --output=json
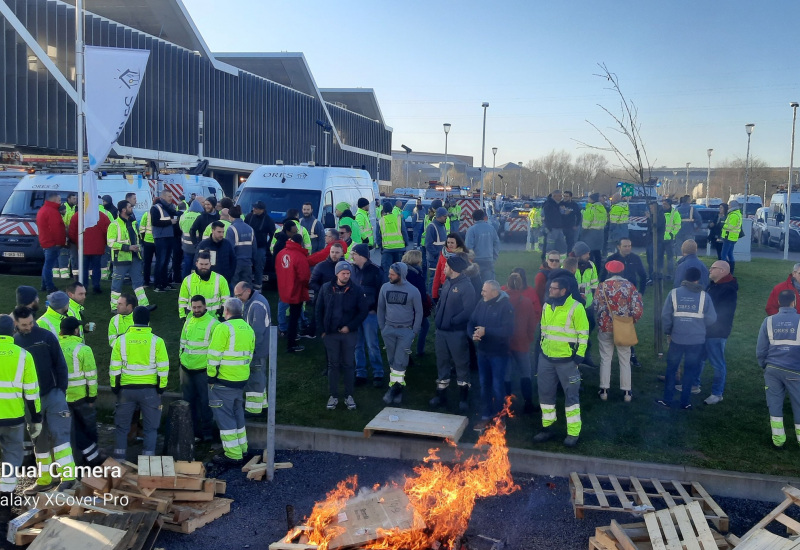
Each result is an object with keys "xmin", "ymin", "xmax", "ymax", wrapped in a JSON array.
[{"xmin": 3, "ymin": 252, "xmax": 799, "ymax": 477}]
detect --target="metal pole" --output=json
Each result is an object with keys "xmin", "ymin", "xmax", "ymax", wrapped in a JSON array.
[
  {"xmin": 264, "ymin": 325, "xmax": 278, "ymax": 480},
  {"xmin": 518, "ymin": 162, "xmax": 522, "ymax": 197},
  {"xmin": 480, "ymin": 103, "xmax": 488, "ymax": 204},
  {"xmin": 443, "ymin": 132, "xmax": 449, "ymax": 186},
  {"xmin": 786, "ymin": 104, "xmax": 798, "ymax": 261},
  {"xmin": 405, "ymin": 152, "xmax": 409, "ymax": 188},
  {"xmin": 76, "ymin": 0, "xmax": 85, "ymax": 285},
  {"xmin": 491, "ymin": 150, "xmax": 496, "ymax": 197},
  {"xmin": 685, "ymin": 162, "xmax": 690, "ymax": 196},
  {"xmin": 745, "ymin": 132, "xmax": 752, "ymax": 202},
  {"xmin": 706, "ymin": 149, "xmax": 713, "ymax": 256},
  {"xmin": 324, "ymin": 131, "xmax": 329, "ymax": 166}
]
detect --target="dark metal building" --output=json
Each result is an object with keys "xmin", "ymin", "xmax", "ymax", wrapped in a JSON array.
[{"xmin": 0, "ymin": 0, "xmax": 392, "ymax": 192}]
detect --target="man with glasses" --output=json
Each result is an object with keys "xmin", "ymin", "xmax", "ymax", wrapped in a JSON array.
[
  {"xmin": 697, "ymin": 261, "xmax": 737, "ymax": 405},
  {"xmin": 534, "ymin": 252, "xmax": 563, "ymax": 305},
  {"xmin": 766, "ymin": 263, "xmax": 800, "ymax": 315}
]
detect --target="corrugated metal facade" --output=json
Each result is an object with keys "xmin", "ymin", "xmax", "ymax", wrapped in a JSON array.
[{"xmin": 0, "ymin": 0, "xmax": 391, "ymax": 179}]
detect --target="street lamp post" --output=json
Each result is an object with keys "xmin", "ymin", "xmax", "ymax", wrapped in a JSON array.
[
  {"xmin": 480, "ymin": 102, "xmax": 489, "ymax": 204},
  {"xmin": 685, "ymin": 162, "xmax": 691, "ymax": 195},
  {"xmin": 443, "ymin": 123, "xmax": 451, "ymax": 186},
  {"xmin": 518, "ymin": 162, "xmax": 523, "ymax": 197},
  {"xmin": 785, "ymin": 106, "xmax": 798, "ymax": 260},
  {"xmin": 491, "ymin": 147, "xmax": 498, "ymax": 197},
  {"xmin": 672, "ymin": 171, "xmax": 677, "ymax": 196},
  {"xmin": 401, "ymin": 144, "xmax": 412, "ymax": 188},
  {"xmin": 418, "ymin": 169, "xmax": 422, "ymax": 189},
  {"xmin": 745, "ymin": 123, "xmax": 755, "ymax": 203},
  {"xmin": 706, "ymin": 149, "xmax": 713, "ymax": 255}
]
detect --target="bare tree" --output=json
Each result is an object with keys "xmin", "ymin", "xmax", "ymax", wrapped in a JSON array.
[
  {"xmin": 575, "ymin": 63, "xmax": 652, "ymax": 187},
  {"xmin": 574, "ymin": 153, "xmax": 608, "ymax": 194}
]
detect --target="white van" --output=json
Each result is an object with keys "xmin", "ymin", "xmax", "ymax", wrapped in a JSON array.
[
  {"xmin": 235, "ymin": 165, "xmax": 376, "ymax": 229},
  {"xmin": 0, "ymin": 170, "xmax": 28, "ymax": 212},
  {"xmin": 0, "ymin": 173, "xmax": 152, "ymax": 265},
  {"xmin": 764, "ymin": 192, "xmax": 800, "ymax": 251},
  {"xmin": 156, "ymin": 173, "xmax": 224, "ymax": 205}
]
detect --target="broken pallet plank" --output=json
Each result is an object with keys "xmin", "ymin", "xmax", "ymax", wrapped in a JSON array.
[
  {"xmin": 161, "ymin": 498, "xmax": 232, "ymax": 534},
  {"xmin": 174, "ymin": 461, "xmax": 205, "ymax": 476}
]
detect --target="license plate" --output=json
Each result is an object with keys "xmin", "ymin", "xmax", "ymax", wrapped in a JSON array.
[{"xmin": 2, "ymin": 252, "xmax": 23, "ymax": 258}]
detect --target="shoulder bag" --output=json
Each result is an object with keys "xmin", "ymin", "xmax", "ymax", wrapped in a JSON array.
[{"xmin": 600, "ymin": 283, "xmax": 638, "ymax": 347}]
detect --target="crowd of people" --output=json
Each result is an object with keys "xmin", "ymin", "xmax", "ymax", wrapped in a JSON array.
[{"xmin": 1, "ymin": 187, "xmax": 798, "ymax": 509}]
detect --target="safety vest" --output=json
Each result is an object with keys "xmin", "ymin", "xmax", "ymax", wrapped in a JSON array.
[
  {"xmin": 203, "ymin": 219, "xmax": 231, "ymax": 238},
  {"xmin": 528, "ymin": 208, "xmax": 541, "ymax": 228},
  {"xmin": 109, "ymin": 326, "xmax": 169, "ymax": 389},
  {"xmin": 107, "ymin": 217, "xmax": 140, "ymax": 264},
  {"xmin": 180, "ymin": 313, "xmax": 219, "ymax": 370},
  {"xmin": 721, "ymin": 209, "xmax": 743, "ymax": 242},
  {"xmin": 139, "ymin": 211, "xmax": 154, "ymax": 244},
  {"xmin": 680, "ymin": 205, "xmax": 696, "ymax": 223},
  {"xmin": 0, "ymin": 336, "xmax": 40, "ymax": 424},
  {"xmin": 59, "ymin": 335, "xmax": 97, "ymax": 403},
  {"xmin": 63, "ymin": 204, "xmax": 77, "ymax": 228},
  {"xmin": 540, "ymin": 296, "xmax": 589, "ymax": 359},
  {"xmin": 99, "ymin": 206, "xmax": 114, "ymax": 221},
  {"xmin": 448, "ymin": 204, "xmax": 461, "ymax": 226},
  {"xmin": 670, "ymin": 289, "xmax": 707, "ymax": 318},
  {"xmin": 609, "ymin": 203, "xmax": 629, "ymax": 225},
  {"xmin": 180, "ymin": 211, "xmax": 201, "ymax": 248},
  {"xmin": 582, "ymin": 202, "xmax": 608, "ymax": 231},
  {"xmin": 355, "ymin": 209, "xmax": 373, "ymax": 246},
  {"xmin": 379, "ymin": 214, "xmax": 405, "ymax": 250},
  {"xmin": 207, "ymin": 318, "xmax": 255, "ymax": 384},
  {"xmin": 108, "ymin": 313, "xmax": 133, "ymax": 348},
  {"xmin": 37, "ymin": 307, "xmax": 64, "ymax": 338},
  {"xmin": 178, "ymin": 272, "xmax": 231, "ymax": 318},
  {"xmin": 67, "ymin": 299, "xmax": 84, "ymax": 341},
  {"xmin": 227, "ymin": 220, "xmax": 255, "ymax": 261},
  {"xmin": 664, "ymin": 210, "xmax": 681, "ymax": 240},
  {"xmin": 152, "ymin": 203, "xmax": 174, "ymax": 240},
  {"xmin": 766, "ymin": 315, "xmax": 800, "ymax": 346},
  {"xmin": 575, "ymin": 262, "xmax": 599, "ymax": 308}
]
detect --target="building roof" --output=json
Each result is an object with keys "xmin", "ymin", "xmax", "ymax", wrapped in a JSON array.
[
  {"xmin": 213, "ymin": 52, "xmax": 318, "ymax": 97},
  {"xmin": 320, "ymin": 89, "xmax": 385, "ymax": 124}
]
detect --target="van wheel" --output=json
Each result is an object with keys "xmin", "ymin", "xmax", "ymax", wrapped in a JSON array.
[
  {"xmin": 779, "ymin": 235, "xmax": 786, "ymax": 251},
  {"xmin": 761, "ymin": 232, "xmax": 769, "ymax": 245}
]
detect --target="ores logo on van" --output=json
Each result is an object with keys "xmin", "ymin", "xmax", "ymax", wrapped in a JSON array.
[{"xmin": 261, "ymin": 172, "xmax": 308, "ymax": 180}]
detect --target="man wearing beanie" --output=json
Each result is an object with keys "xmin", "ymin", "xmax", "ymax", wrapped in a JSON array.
[
  {"xmin": 335, "ymin": 202, "xmax": 362, "ymax": 245},
  {"xmin": 15, "ymin": 286, "xmax": 39, "ymax": 313},
  {"xmin": 378, "ymin": 262, "xmax": 422, "ymax": 405},
  {"xmin": 37, "ymin": 291, "xmax": 70, "ymax": 338},
  {"xmin": 316, "ymin": 261, "xmax": 369, "ymax": 410},
  {"xmin": 582, "ymin": 193, "xmax": 608, "ymax": 266},
  {"xmin": 377, "ymin": 202, "xmax": 410, "ymax": 282},
  {"xmin": 13, "ymin": 306, "xmax": 75, "ymax": 492},
  {"xmin": 0, "ymin": 314, "xmax": 41, "ymax": 506},
  {"xmin": 355, "ymin": 197, "xmax": 374, "ymax": 248},
  {"xmin": 308, "ymin": 242, "xmax": 345, "ymax": 335},
  {"xmin": 350, "ymin": 243, "xmax": 386, "ymax": 387},
  {"xmin": 110, "ymin": 306, "xmax": 169, "ymax": 459},
  {"xmin": 659, "ymin": 266, "xmax": 717, "ymax": 410},
  {"xmin": 424, "ymin": 208, "xmax": 449, "ymax": 292},
  {"xmin": 430, "ymin": 254, "xmax": 477, "ymax": 412}
]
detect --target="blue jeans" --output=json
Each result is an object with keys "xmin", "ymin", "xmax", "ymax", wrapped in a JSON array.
[
  {"xmin": 83, "ymin": 255, "xmax": 102, "ymax": 290},
  {"xmin": 42, "ymin": 246, "xmax": 61, "ymax": 290},
  {"xmin": 721, "ymin": 239, "xmax": 735, "ymax": 272},
  {"xmin": 381, "ymin": 249, "xmax": 405, "ymax": 282},
  {"xmin": 663, "ymin": 342, "xmax": 704, "ymax": 407},
  {"xmin": 475, "ymin": 259, "xmax": 495, "ymax": 283},
  {"xmin": 181, "ymin": 252, "xmax": 195, "ymax": 279},
  {"xmin": 253, "ymin": 247, "xmax": 267, "ymax": 289},
  {"xmin": 477, "ymin": 352, "xmax": 508, "ymax": 419},
  {"xmin": 698, "ymin": 338, "xmax": 727, "ymax": 397},
  {"xmin": 417, "ymin": 316, "xmax": 430, "ymax": 355},
  {"xmin": 355, "ymin": 312, "xmax": 384, "ymax": 379},
  {"xmin": 278, "ymin": 300, "xmax": 288, "ymax": 332}
]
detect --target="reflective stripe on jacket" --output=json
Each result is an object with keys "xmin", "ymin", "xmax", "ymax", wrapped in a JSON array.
[
  {"xmin": 180, "ymin": 313, "xmax": 218, "ymax": 370},
  {"xmin": 540, "ymin": 296, "xmax": 589, "ymax": 359},
  {"xmin": 109, "ymin": 327, "xmax": 169, "ymax": 389},
  {"xmin": 178, "ymin": 272, "xmax": 231, "ymax": 318},
  {"xmin": 379, "ymin": 214, "xmax": 405, "ymax": 250},
  {"xmin": 108, "ymin": 313, "xmax": 133, "ymax": 348},
  {"xmin": 59, "ymin": 335, "xmax": 97, "ymax": 403},
  {"xmin": 721, "ymin": 209, "xmax": 743, "ymax": 242},
  {"xmin": 582, "ymin": 202, "xmax": 607, "ymax": 230},
  {"xmin": 207, "ymin": 318, "xmax": 255, "ymax": 386},
  {"xmin": 0, "ymin": 336, "xmax": 41, "ymax": 424}
]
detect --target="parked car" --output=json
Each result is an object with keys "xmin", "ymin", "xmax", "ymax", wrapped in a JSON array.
[
  {"xmin": 763, "ymin": 192, "xmax": 800, "ymax": 251},
  {"xmin": 627, "ymin": 201, "xmax": 649, "ymax": 246},
  {"xmin": 693, "ymin": 206, "xmax": 719, "ymax": 247},
  {"xmin": 752, "ymin": 206, "xmax": 769, "ymax": 245}
]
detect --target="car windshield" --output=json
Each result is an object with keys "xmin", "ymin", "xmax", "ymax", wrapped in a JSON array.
[
  {"xmin": 628, "ymin": 203, "xmax": 648, "ymax": 217},
  {"xmin": 743, "ymin": 202, "xmax": 762, "ymax": 216},
  {"xmin": 1, "ymin": 190, "xmax": 73, "ymax": 217},
  {"xmin": 698, "ymin": 209, "xmax": 719, "ymax": 222},
  {"xmin": 789, "ymin": 203, "xmax": 800, "ymax": 220},
  {"xmin": 235, "ymin": 188, "xmax": 321, "ymax": 223}
]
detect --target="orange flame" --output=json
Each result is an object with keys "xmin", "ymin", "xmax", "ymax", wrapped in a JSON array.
[{"xmin": 296, "ymin": 398, "xmax": 518, "ymax": 549}]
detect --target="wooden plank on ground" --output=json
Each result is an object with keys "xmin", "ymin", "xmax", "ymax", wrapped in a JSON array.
[
  {"xmin": 27, "ymin": 517, "xmax": 126, "ymax": 550},
  {"xmin": 161, "ymin": 498, "xmax": 233, "ymax": 534},
  {"xmin": 609, "ymin": 519, "xmax": 638, "ymax": 550},
  {"xmin": 589, "ymin": 474, "xmax": 610, "ymax": 509},
  {"xmin": 691, "ymin": 482, "xmax": 729, "ymax": 532},
  {"xmin": 150, "ymin": 456, "xmax": 163, "ymax": 477},
  {"xmin": 174, "ymin": 461, "xmax": 205, "ymax": 476},
  {"xmin": 137, "ymin": 456, "xmax": 150, "ymax": 477},
  {"xmin": 631, "ymin": 477, "xmax": 654, "ymax": 508},
  {"xmin": 242, "ymin": 455, "xmax": 261, "ymax": 472},
  {"xmin": 644, "ymin": 512, "xmax": 668, "ymax": 550},
  {"xmin": 609, "ymin": 474, "xmax": 633, "ymax": 510},
  {"xmin": 161, "ymin": 456, "xmax": 176, "ymax": 477},
  {"xmin": 650, "ymin": 479, "xmax": 677, "ymax": 509},
  {"xmin": 686, "ymin": 501, "xmax": 719, "ymax": 550},
  {"xmin": 363, "ymin": 407, "xmax": 468, "ymax": 442},
  {"xmin": 776, "ymin": 513, "xmax": 800, "ymax": 536},
  {"xmin": 655, "ymin": 508, "xmax": 682, "ymax": 550},
  {"xmin": 672, "ymin": 505, "xmax": 702, "ymax": 550},
  {"xmin": 671, "ymin": 480, "xmax": 695, "ymax": 505}
]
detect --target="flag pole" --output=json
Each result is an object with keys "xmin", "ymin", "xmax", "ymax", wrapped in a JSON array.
[{"xmin": 75, "ymin": 0, "xmax": 85, "ymax": 285}]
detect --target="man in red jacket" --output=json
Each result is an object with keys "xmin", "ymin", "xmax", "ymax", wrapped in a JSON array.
[
  {"xmin": 37, "ymin": 192, "xmax": 66, "ymax": 293},
  {"xmin": 766, "ymin": 264, "xmax": 800, "ymax": 315},
  {"xmin": 308, "ymin": 228, "xmax": 349, "ymax": 267},
  {"xmin": 276, "ymin": 234, "xmax": 310, "ymax": 353},
  {"xmin": 68, "ymin": 208, "xmax": 111, "ymax": 294}
]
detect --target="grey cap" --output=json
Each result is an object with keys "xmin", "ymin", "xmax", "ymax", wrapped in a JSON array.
[
  {"xmin": 572, "ymin": 241, "xmax": 590, "ymax": 257},
  {"xmin": 435, "ymin": 207, "xmax": 449, "ymax": 218},
  {"xmin": 47, "ymin": 291, "xmax": 69, "ymax": 311},
  {"xmin": 335, "ymin": 260, "xmax": 352, "ymax": 274},
  {"xmin": 0, "ymin": 315, "xmax": 14, "ymax": 336}
]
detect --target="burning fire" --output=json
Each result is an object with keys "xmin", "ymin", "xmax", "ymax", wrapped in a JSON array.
[{"xmin": 290, "ymin": 399, "xmax": 519, "ymax": 549}]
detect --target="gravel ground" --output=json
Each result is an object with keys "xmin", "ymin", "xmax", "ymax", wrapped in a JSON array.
[{"xmin": 156, "ymin": 450, "xmax": 798, "ymax": 550}]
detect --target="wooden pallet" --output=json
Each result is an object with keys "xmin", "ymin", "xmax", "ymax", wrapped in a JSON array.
[
  {"xmin": 728, "ymin": 486, "xmax": 800, "ymax": 548},
  {"xmin": 570, "ymin": 472, "xmax": 729, "ymax": 532},
  {"xmin": 589, "ymin": 515, "xmax": 730, "ymax": 550},
  {"xmin": 74, "ymin": 510, "xmax": 162, "ymax": 550},
  {"xmin": 160, "ymin": 497, "xmax": 233, "ymax": 534},
  {"xmin": 732, "ymin": 529, "xmax": 800, "ymax": 550},
  {"xmin": 364, "ymin": 407, "xmax": 468, "ymax": 442}
]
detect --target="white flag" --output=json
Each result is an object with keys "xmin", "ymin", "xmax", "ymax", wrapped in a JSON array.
[
  {"xmin": 82, "ymin": 171, "xmax": 99, "ymax": 229},
  {"xmin": 84, "ymin": 45, "xmax": 150, "ymax": 171}
]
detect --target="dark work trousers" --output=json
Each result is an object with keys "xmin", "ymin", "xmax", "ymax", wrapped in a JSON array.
[
  {"xmin": 323, "ymin": 331, "xmax": 358, "ymax": 399},
  {"xmin": 142, "ymin": 241, "xmax": 156, "ymax": 286},
  {"xmin": 180, "ymin": 367, "xmax": 213, "ymax": 439},
  {"xmin": 287, "ymin": 303, "xmax": 303, "ymax": 350},
  {"xmin": 69, "ymin": 400, "xmax": 100, "ymax": 465},
  {"xmin": 172, "ymin": 236, "xmax": 183, "ymax": 284},
  {"xmin": 154, "ymin": 237, "xmax": 173, "ymax": 289}
]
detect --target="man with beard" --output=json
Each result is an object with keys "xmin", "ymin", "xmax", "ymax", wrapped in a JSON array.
[
  {"xmin": 196, "ymin": 222, "xmax": 236, "ymax": 284},
  {"xmin": 178, "ymin": 253, "xmax": 231, "ymax": 320},
  {"xmin": 245, "ymin": 201, "xmax": 276, "ymax": 290},
  {"xmin": 300, "ymin": 202, "xmax": 324, "ymax": 253},
  {"xmin": 179, "ymin": 295, "xmax": 218, "ymax": 442}
]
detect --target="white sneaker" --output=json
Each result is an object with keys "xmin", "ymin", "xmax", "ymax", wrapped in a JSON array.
[
  {"xmin": 704, "ymin": 394, "xmax": 723, "ymax": 405},
  {"xmin": 326, "ymin": 396, "xmax": 338, "ymax": 410},
  {"xmin": 345, "ymin": 396, "xmax": 357, "ymax": 411},
  {"xmin": 691, "ymin": 385, "xmax": 701, "ymax": 395},
  {"xmin": 674, "ymin": 384, "xmax": 682, "ymax": 391},
  {"xmin": 623, "ymin": 391, "xmax": 632, "ymax": 403}
]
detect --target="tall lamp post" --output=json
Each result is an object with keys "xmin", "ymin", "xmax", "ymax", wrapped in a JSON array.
[
  {"xmin": 401, "ymin": 144, "xmax": 412, "ymax": 188},
  {"xmin": 418, "ymin": 169, "xmax": 422, "ymax": 189},
  {"xmin": 685, "ymin": 162, "xmax": 691, "ymax": 195},
  {"xmin": 672, "ymin": 170, "xmax": 677, "ymax": 196},
  {"xmin": 491, "ymin": 147, "xmax": 498, "ymax": 196},
  {"xmin": 785, "ymin": 105, "xmax": 798, "ymax": 260},
  {"xmin": 518, "ymin": 161, "xmax": 523, "ymax": 197},
  {"xmin": 480, "ymin": 102, "xmax": 489, "ymax": 204},
  {"xmin": 744, "ymin": 123, "xmax": 755, "ymax": 203},
  {"xmin": 442, "ymin": 123, "xmax": 451, "ymax": 185},
  {"xmin": 706, "ymin": 148, "xmax": 713, "ymax": 255}
]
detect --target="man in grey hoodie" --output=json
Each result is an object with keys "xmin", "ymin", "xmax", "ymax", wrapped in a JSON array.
[
  {"xmin": 465, "ymin": 209, "xmax": 500, "ymax": 283},
  {"xmin": 378, "ymin": 262, "xmax": 422, "ymax": 405},
  {"xmin": 235, "ymin": 282, "xmax": 271, "ymax": 416}
]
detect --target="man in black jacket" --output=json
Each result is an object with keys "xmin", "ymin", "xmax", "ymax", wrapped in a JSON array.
[
  {"xmin": 245, "ymin": 201, "xmax": 276, "ymax": 290},
  {"xmin": 430, "ymin": 255, "xmax": 477, "ymax": 412},
  {"xmin": 150, "ymin": 190, "xmax": 179, "ymax": 292},
  {"xmin": 13, "ymin": 306, "xmax": 75, "ymax": 493},
  {"xmin": 697, "ymin": 260, "xmax": 738, "ymax": 405},
  {"xmin": 196, "ymin": 222, "xmax": 236, "ymax": 284},
  {"xmin": 190, "ymin": 197, "xmax": 220, "ymax": 246},
  {"xmin": 350, "ymin": 244, "xmax": 385, "ymax": 387},
  {"xmin": 561, "ymin": 190, "xmax": 581, "ymax": 253},
  {"xmin": 601, "ymin": 238, "xmax": 647, "ymax": 291},
  {"xmin": 542, "ymin": 190, "xmax": 566, "ymax": 259},
  {"xmin": 316, "ymin": 261, "xmax": 368, "ymax": 411}
]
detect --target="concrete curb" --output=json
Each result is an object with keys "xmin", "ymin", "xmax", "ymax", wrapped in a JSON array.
[{"xmin": 95, "ymin": 387, "xmax": 799, "ymax": 503}]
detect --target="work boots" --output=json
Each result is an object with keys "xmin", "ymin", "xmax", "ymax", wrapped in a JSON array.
[
  {"xmin": 520, "ymin": 378, "xmax": 535, "ymax": 414},
  {"xmin": 383, "ymin": 383, "xmax": 403, "ymax": 405},
  {"xmin": 458, "ymin": 385, "xmax": 470, "ymax": 413},
  {"xmin": 429, "ymin": 388, "xmax": 448, "ymax": 408}
]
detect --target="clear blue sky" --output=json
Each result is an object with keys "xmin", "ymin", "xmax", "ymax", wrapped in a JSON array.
[{"xmin": 183, "ymin": 0, "xmax": 800, "ymax": 170}]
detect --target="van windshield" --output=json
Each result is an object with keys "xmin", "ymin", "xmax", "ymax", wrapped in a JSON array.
[
  {"xmin": 236, "ymin": 188, "xmax": 321, "ymax": 224},
  {"xmin": 1, "ymin": 190, "xmax": 73, "ymax": 217}
]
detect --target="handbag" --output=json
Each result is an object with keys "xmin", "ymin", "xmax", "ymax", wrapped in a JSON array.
[{"xmin": 600, "ymin": 284, "xmax": 638, "ymax": 347}]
